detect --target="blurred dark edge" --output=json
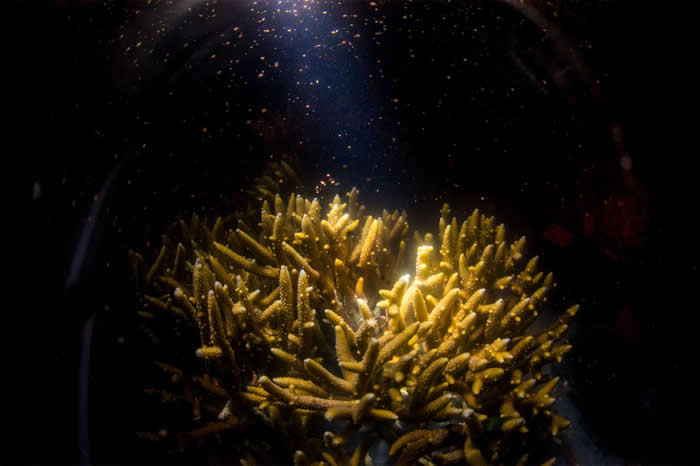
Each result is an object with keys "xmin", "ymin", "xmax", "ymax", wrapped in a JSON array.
[{"xmin": 6, "ymin": 0, "xmax": 698, "ymax": 464}]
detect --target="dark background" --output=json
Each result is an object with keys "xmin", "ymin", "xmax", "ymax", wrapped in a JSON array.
[{"xmin": 7, "ymin": 0, "xmax": 697, "ymax": 464}]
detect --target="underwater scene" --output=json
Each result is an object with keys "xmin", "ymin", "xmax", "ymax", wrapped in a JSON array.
[{"xmin": 9, "ymin": 1, "xmax": 696, "ymax": 465}]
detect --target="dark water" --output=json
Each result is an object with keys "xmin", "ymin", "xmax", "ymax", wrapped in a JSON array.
[{"xmin": 8, "ymin": 1, "xmax": 696, "ymax": 465}]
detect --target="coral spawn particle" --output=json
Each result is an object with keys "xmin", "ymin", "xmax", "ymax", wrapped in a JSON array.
[{"xmin": 132, "ymin": 162, "xmax": 577, "ymax": 465}]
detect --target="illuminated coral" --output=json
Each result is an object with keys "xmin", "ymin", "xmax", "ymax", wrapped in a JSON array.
[{"xmin": 132, "ymin": 165, "xmax": 577, "ymax": 465}]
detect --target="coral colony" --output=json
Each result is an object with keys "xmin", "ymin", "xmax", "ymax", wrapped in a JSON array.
[{"xmin": 131, "ymin": 161, "xmax": 577, "ymax": 465}]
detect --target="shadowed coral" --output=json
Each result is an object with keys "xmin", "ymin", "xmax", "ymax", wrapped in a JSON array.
[{"xmin": 132, "ymin": 165, "xmax": 577, "ymax": 465}]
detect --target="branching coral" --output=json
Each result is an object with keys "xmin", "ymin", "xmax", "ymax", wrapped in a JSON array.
[{"xmin": 131, "ymin": 164, "xmax": 577, "ymax": 465}]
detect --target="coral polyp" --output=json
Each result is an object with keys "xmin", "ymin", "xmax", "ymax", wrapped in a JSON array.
[{"xmin": 132, "ymin": 166, "xmax": 577, "ymax": 465}]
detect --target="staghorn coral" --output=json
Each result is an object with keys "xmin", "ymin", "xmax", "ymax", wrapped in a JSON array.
[{"xmin": 132, "ymin": 166, "xmax": 578, "ymax": 465}]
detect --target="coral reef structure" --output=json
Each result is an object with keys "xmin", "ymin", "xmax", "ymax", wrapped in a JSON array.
[{"xmin": 131, "ymin": 163, "xmax": 577, "ymax": 465}]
